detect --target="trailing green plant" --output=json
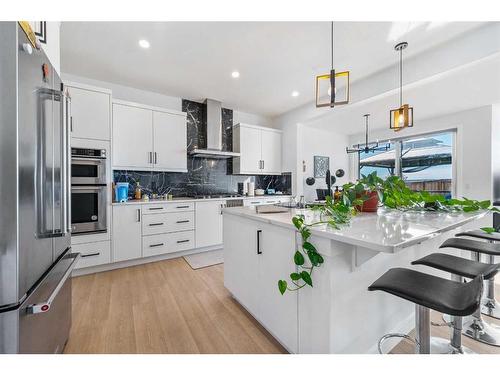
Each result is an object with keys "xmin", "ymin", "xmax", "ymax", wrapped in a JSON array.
[{"xmin": 278, "ymin": 171, "xmax": 499, "ymax": 295}]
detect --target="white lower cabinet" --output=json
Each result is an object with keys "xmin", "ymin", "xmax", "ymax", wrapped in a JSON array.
[
  {"xmin": 72, "ymin": 240, "xmax": 111, "ymax": 269},
  {"xmin": 195, "ymin": 200, "xmax": 224, "ymax": 248},
  {"xmin": 112, "ymin": 205, "xmax": 142, "ymax": 262},
  {"xmin": 223, "ymin": 214, "xmax": 298, "ymax": 352},
  {"xmin": 142, "ymin": 231, "xmax": 195, "ymax": 257},
  {"xmin": 142, "ymin": 211, "xmax": 195, "ymax": 236}
]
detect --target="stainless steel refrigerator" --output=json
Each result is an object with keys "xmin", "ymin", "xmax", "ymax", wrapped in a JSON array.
[{"xmin": 0, "ymin": 22, "xmax": 79, "ymax": 353}]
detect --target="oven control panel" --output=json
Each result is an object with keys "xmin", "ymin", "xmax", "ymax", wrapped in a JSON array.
[{"xmin": 71, "ymin": 148, "xmax": 106, "ymax": 159}]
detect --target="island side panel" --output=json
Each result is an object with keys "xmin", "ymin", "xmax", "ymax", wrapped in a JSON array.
[{"xmin": 223, "ymin": 213, "xmax": 299, "ymax": 353}]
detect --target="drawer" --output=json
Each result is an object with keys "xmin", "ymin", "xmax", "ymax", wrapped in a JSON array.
[
  {"xmin": 142, "ymin": 202, "xmax": 194, "ymax": 214},
  {"xmin": 142, "ymin": 231, "xmax": 195, "ymax": 257},
  {"xmin": 71, "ymin": 240, "xmax": 111, "ymax": 269},
  {"xmin": 142, "ymin": 211, "xmax": 195, "ymax": 236}
]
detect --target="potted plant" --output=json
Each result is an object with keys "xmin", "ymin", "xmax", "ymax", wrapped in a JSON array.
[{"xmin": 344, "ymin": 172, "xmax": 384, "ymax": 212}]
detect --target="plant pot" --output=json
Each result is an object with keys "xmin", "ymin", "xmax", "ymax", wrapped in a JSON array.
[{"xmin": 356, "ymin": 190, "xmax": 379, "ymax": 212}]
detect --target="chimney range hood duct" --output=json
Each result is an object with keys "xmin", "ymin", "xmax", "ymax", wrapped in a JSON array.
[{"xmin": 188, "ymin": 99, "xmax": 241, "ymax": 159}]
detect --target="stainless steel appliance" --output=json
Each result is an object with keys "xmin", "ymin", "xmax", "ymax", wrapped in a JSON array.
[
  {"xmin": 71, "ymin": 147, "xmax": 107, "ymax": 185},
  {"xmin": 71, "ymin": 185, "xmax": 107, "ymax": 235},
  {"xmin": 70, "ymin": 146, "xmax": 108, "ymax": 235},
  {"xmin": 0, "ymin": 22, "xmax": 79, "ymax": 353}
]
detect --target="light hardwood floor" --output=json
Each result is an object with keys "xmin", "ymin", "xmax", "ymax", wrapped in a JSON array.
[
  {"xmin": 65, "ymin": 257, "xmax": 500, "ymax": 354},
  {"xmin": 64, "ymin": 257, "xmax": 286, "ymax": 354}
]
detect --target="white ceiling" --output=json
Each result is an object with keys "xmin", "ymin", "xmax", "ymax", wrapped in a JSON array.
[{"xmin": 60, "ymin": 22, "xmax": 484, "ymax": 117}]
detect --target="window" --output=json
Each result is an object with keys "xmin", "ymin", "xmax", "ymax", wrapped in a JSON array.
[{"xmin": 358, "ymin": 131, "xmax": 455, "ymax": 198}]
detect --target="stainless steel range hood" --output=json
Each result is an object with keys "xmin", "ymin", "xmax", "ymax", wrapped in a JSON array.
[{"xmin": 188, "ymin": 99, "xmax": 240, "ymax": 159}]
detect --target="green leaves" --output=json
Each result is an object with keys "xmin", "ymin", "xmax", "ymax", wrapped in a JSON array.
[
  {"xmin": 278, "ymin": 280, "xmax": 287, "ymax": 295},
  {"xmin": 300, "ymin": 271, "xmax": 313, "ymax": 286},
  {"xmin": 294, "ymin": 251, "xmax": 305, "ymax": 266},
  {"xmin": 279, "ymin": 171, "xmax": 498, "ymax": 296},
  {"xmin": 481, "ymin": 227, "xmax": 497, "ymax": 234}
]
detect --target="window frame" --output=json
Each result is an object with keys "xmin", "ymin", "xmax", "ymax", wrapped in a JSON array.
[{"xmin": 357, "ymin": 129, "xmax": 457, "ymax": 198}]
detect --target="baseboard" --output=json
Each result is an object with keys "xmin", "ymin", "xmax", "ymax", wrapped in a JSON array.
[{"xmin": 72, "ymin": 244, "xmax": 223, "ymax": 277}]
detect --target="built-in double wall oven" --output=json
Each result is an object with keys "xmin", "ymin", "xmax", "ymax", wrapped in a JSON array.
[{"xmin": 71, "ymin": 148, "xmax": 107, "ymax": 235}]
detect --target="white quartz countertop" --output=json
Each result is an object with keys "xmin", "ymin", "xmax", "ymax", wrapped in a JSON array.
[
  {"xmin": 223, "ymin": 206, "xmax": 489, "ymax": 253},
  {"xmin": 112, "ymin": 195, "xmax": 292, "ymax": 206}
]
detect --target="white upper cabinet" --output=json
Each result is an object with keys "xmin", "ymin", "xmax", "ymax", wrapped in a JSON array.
[
  {"xmin": 67, "ymin": 83, "xmax": 111, "ymax": 141},
  {"xmin": 153, "ymin": 111, "xmax": 187, "ymax": 172},
  {"xmin": 232, "ymin": 123, "xmax": 282, "ymax": 175},
  {"xmin": 112, "ymin": 103, "xmax": 153, "ymax": 170},
  {"xmin": 112, "ymin": 100, "xmax": 187, "ymax": 172},
  {"xmin": 261, "ymin": 129, "xmax": 282, "ymax": 174}
]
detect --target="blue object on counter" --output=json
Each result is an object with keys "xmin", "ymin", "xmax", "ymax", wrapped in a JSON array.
[
  {"xmin": 267, "ymin": 188, "xmax": 276, "ymax": 195},
  {"xmin": 115, "ymin": 182, "xmax": 129, "ymax": 202}
]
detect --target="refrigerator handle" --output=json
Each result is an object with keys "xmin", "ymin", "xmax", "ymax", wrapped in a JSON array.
[
  {"xmin": 63, "ymin": 91, "xmax": 72, "ymax": 234},
  {"xmin": 27, "ymin": 253, "xmax": 80, "ymax": 314},
  {"xmin": 36, "ymin": 88, "xmax": 68, "ymax": 238}
]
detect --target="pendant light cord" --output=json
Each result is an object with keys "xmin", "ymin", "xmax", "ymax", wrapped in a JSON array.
[
  {"xmin": 365, "ymin": 115, "xmax": 369, "ymax": 147},
  {"xmin": 399, "ymin": 47, "xmax": 403, "ymax": 106},
  {"xmin": 331, "ymin": 21, "xmax": 334, "ymax": 70}
]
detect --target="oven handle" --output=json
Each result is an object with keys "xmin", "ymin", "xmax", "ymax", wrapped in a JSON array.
[
  {"xmin": 71, "ymin": 157, "xmax": 106, "ymax": 163},
  {"xmin": 71, "ymin": 185, "xmax": 107, "ymax": 191},
  {"xmin": 27, "ymin": 253, "xmax": 80, "ymax": 314}
]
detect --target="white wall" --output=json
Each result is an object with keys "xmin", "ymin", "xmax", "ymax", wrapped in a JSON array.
[
  {"xmin": 298, "ymin": 124, "xmax": 350, "ymax": 202},
  {"xmin": 61, "ymin": 73, "xmax": 273, "ymax": 128},
  {"xmin": 348, "ymin": 105, "xmax": 494, "ymax": 202}
]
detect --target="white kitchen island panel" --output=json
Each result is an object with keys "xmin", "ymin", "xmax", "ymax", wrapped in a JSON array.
[{"xmin": 223, "ymin": 206, "xmax": 488, "ymax": 353}]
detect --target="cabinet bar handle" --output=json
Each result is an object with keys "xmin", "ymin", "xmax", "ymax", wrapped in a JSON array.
[
  {"xmin": 257, "ymin": 230, "xmax": 262, "ymax": 254},
  {"xmin": 176, "ymin": 220, "xmax": 189, "ymax": 224},
  {"xmin": 81, "ymin": 252, "xmax": 100, "ymax": 258},
  {"xmin": 149, "ymin": 207, "xmax": 164, "ymax": 210},
  {"xmin": 177, "ymin": 239, "xmax": 190, "ymax": 244},
  {"xmin": 149, "ymin": 243, "xmax": 164, "ymax": 248},
  {"xmin": 176, "ymin": 205, "xmax": 190, "ymax": 209},
  {"xmin": 149, "ymin": 222, "xmax": 164, "ymax": 226},
  {"xmin": 137, "ymin": 209, "xmax": 141, "ymax": 222}
]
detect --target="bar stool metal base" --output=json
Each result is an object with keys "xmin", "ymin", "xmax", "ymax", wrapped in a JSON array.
[
  {"xmin": 431, "ymin": 337, "xmax": 475, "ymax": 354},
  {"xmin": 463, "ymin": 317, "xmax": 500, "ymax": 347},
  {"xmin": 482, "ymin": 298, "xmax": 500, "ymax": 319}
]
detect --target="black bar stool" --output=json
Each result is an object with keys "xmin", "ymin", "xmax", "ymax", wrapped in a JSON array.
[
  {"xmin": 440, "ymin": 237, "xmax": 500, "ymax": 346},
  {"xmin": 456, "ymin": 230, "xmax": 500, "ymax": 319},
  {"xmin": 413, "ymin": 252, "xmax": 500, "ymax": 349},
  {"xmin": 368, "ymin": 267, "xmax": 483, "ymax": 354}
]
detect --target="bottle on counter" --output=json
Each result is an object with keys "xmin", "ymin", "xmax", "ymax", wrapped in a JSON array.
[
  {"xmin": 334, "ymin": 186, "xmax": 341, "ymax": 202},
  {"xmin": 134, "ymin": 183, "xmax": 142, "ymax": 200}
]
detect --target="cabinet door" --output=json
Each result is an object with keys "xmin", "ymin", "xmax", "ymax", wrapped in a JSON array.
[
  {"xmin": 261, "ymin": 129, "xmax": 282, "ymax": 175},
  {"xmin": 112, "ymin": 104, "xmax": 153, "ymax": 170},
  {"xmin": 237, "ymin": 126, "xmax": 262, "ymax": 174},
  {"xmin": 68, "ymin": 86, "xmax": 110, "ymax": 140},
  {"xmin": 153, "ymin": 111, "xmax": 187, "ymax": 172},
  {"xmin": 112, "ymin": 205, "xmax": 142, "ymax": 262},
  {"xmin": 258, "ymin": 223, "xmax": 298, "ymax": 352},
  {"xmin": 223, "ymin": 214, "xmax": 260, "ymax": 317},
  {"xmin": 195, "ymin": 200, "xmax": 224, "ymax": 248}
]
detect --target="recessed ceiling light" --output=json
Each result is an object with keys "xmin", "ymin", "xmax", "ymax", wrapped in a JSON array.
[
  {"xmin": 139, "ymin": 39, "xmax": 150, "ymax": 49},
  {"xmin": 291, "ymin": 91, "xmax": 300, "ymax": 97},
  {"xmin": 231, "ymin": 71, "xmax": 240, "ymax": 78}
]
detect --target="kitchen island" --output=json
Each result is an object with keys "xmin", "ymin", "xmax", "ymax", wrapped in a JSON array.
[{"xmin": 223, "ymin": 206, "xmax": 489, "ymax": 354}]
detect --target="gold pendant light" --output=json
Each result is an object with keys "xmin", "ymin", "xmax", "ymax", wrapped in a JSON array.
[
  {"xmin": 315, "ymin": 22, "xmax": 350, "ymax": 108},
  {"xmin": 390, "ymin": 42, "xmax": 413, "ymax": 131}
]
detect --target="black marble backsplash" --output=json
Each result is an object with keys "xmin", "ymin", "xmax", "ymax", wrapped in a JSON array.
[{"xmin": 113, "ymin": 100, "xmax": 291, "ymax": 198}]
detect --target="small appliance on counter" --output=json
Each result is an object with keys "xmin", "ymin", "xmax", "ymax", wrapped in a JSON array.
[
  {"xmin": 247, "ymin": 182, "xmax": 255, "ymax": 197},
  {"xmin": 115, "ymin": 182, "xmax": 129, "ymax": 202},
  {"xmin": 267, "ymin": 188, "xmax": 276, "ymax": 195},
  {"xmin": 255, "ymin": 188, "xmax": 265, "ymax": 196}
]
